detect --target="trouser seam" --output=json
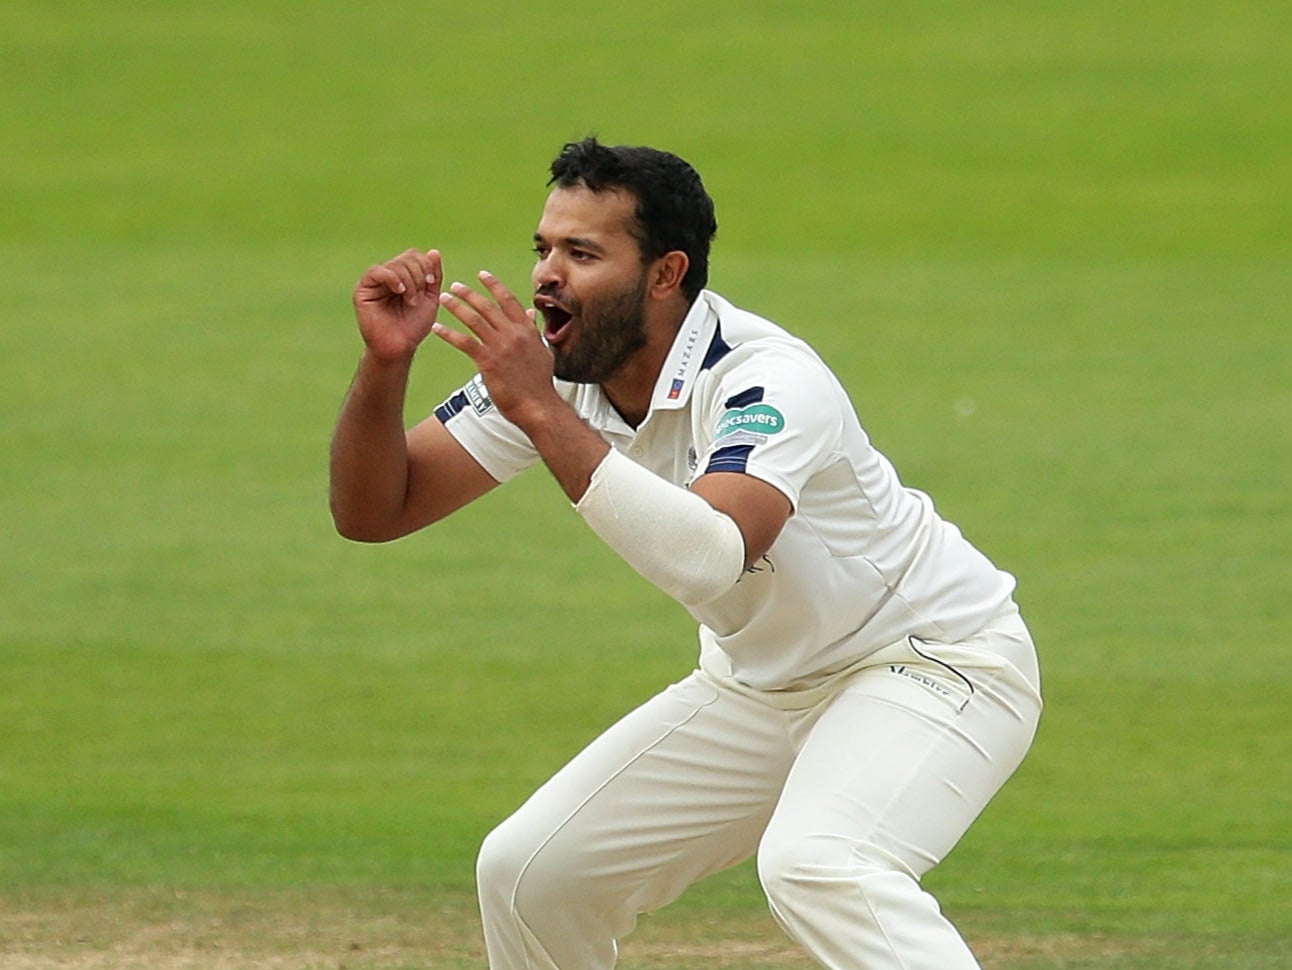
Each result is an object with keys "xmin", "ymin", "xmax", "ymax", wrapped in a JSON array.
[{"xmin": 500, "ymin": 692, "xmax": 720, "ymax": 965}]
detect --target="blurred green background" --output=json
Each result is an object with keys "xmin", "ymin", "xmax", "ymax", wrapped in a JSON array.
[{"xmin": 2, "ymin": 1, "xmax": 1288, "ymax": 966}]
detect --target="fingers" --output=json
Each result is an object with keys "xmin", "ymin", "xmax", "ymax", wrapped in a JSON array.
[
  {"xmin": 439, "ymin": 282, "xmax": 495, "ymax": 336},
  {"xmin": 390, "ymin": 248, "xmax": 439, "ymax": 305},
  {"xmin": 431, "ymin": 278, "xmax": 493, "ymax": 358},
  {"xmin": 432, "ymin": 271, "xmax": 543, "ymax": 370},
  {"xmin": 358, "ymin": 249, "xmax": 440, "ymax": 306},
  {"xmin": 438, "ymin": 270, "xmax": 532, "ymax": 332},
  {"xmin": 429, "ymin": 318, "xmax": 481, "ymax": 360},
  {"xmin": 476, "ymin": 270, "xmax": 531, "ymax": 321}
]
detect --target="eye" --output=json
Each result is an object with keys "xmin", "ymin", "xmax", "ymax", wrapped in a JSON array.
[{"xmin": 532, "ymin": 244, "xmax": 550, "ymax": 258}]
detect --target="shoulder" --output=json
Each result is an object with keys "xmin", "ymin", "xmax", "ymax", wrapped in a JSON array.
[
  {"xmin": 698, "ymin": 291, "xmax": 837, "ymax": 398},
  {"xmin": 702, "ymin": 290, "xmax": 800, "ymax": 348}
]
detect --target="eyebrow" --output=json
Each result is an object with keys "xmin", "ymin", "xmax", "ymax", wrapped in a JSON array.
[{"xmin": 532, "ymin": 231, "xmax": 609, "ymax": 255}]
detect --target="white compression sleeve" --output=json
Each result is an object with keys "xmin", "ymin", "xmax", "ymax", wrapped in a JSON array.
[{"xmin": 574, "ymin": 447, "xmax": 746, "ymax": 609}]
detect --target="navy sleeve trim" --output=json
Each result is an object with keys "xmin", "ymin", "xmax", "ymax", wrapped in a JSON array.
[
  {"xmin": 724, "ymin": 386, "xmax": 765, "ymax": 409},
  {"xmin": 434, "ymin": 391, "xmax": 469, "ymax": 424},
  {"xmin": 705, "ymin": 443, "xmax": 755, "ymax": 474}
]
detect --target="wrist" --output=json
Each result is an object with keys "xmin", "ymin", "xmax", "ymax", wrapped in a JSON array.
[
  {"xmin": 505, "ymin": 395, "xmax": 609, "ymax": 503},
  {"xmin": 502, "ymin": 390, "xmax": 573, "ymax": 441},
  {"xmin": 361, "ymin": 344, "xmax": 417, "ymax": 371}
]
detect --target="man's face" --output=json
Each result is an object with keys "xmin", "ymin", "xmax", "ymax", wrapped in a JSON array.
[{"xmin": 531, "ymin": 185, "xmax": 651, "ymax": 384}]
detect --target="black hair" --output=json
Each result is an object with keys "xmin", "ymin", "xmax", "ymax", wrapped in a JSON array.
[{"xmin": 548, "ymin": 136, "xmax": 717, "ymax": 302}]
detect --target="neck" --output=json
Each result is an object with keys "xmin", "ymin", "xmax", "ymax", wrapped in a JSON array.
[
  {"xmin": 600, "ymin": 342, "xmax": 667, "ymax": 429},
  {"xmin": 601, "ymin": 297, "xmax": 690, "ymax": 429}
]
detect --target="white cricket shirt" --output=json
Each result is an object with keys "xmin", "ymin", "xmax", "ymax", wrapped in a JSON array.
[{"xmin": 434, "ymin": 290, "xmax": 1016, "ymax": 690}]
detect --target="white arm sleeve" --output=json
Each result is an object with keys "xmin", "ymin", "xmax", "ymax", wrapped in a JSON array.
[{"xmin": 575, "ymin": 447, "xmax": 746, "ymax": 609}]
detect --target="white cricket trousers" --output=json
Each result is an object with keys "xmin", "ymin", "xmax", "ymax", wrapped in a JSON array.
[{"xmin": 476, "ymin": 606, "xmax": 1042, "ymax": 970}]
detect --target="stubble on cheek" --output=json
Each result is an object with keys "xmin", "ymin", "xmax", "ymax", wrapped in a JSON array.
[{"xmin": 551, "ymin": 279, "xmax": 648, "ymax": 384}]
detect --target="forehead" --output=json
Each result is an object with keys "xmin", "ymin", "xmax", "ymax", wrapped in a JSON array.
[{"xmin": 534, "ymin": 185, "xmax": 639, "ymax": 246}]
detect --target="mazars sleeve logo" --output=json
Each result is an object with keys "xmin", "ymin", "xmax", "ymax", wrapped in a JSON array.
[{"xmin": 715, "ymin": 403, "xmax": 786, "ymax": 439}]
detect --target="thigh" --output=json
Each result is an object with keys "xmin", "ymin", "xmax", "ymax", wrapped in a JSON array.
[
  {"xmin": 766, "ymin": 628, "xmax": 1042, "ymax": 879},
  {"xmin": 489, "ymin": 672, "xmax": 794, "ymax": 912}
]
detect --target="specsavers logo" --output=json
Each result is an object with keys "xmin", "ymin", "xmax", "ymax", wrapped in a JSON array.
[{"xmin": 716, "ymin": 403, "xmax": 786, "ymax": 439}]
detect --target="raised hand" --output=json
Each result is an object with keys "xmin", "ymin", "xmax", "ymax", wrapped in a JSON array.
[
  {"xmin": 433, "ymin": 270, "xmax": 559, "ymax": 427},
  {"xmin": 352, "ymin": 249, "xmax": 443, "ymax": 362}
]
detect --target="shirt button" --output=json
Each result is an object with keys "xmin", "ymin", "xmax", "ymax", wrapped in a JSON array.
[{"xmin": 629, "ymin": 446, "xmax": 644, "ymax": 457}]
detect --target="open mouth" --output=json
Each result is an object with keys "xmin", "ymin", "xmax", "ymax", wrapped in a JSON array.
[{"xmin": 535, "ymin": 295, "xmax": 575, "ymax": 343}]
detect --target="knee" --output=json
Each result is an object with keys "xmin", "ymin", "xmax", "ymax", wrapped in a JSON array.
[
  {"xmin": 476, "ymin": 821, "xmax": 525, "ymax": 907},
  {"xmin": 476, "ymin": 816, "xmax": 582, "ymax": 919},
  {"xmin": 758, "ymin": 830, "xmax": 837, "ymax": 912},
  {"xmin": 757, "ymin": 830, "xmax": 907, "ymax": 913}
]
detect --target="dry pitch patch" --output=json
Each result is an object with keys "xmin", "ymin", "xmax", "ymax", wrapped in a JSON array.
[
  {"xmin": 0, "ymin": 889, "xmax": 1131, "ymax": 970},
  {"xmin": 0, "ymin": 889, "xmax": 476, "ymax": 970}
]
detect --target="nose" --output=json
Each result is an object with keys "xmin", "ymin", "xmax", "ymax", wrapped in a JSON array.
[{"xmin": 532, "ymin": 252, "xmax": 561, "ymax": 293}]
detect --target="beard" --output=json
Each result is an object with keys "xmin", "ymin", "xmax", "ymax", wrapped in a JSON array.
[{"xmin": 548, "ymin": 272, "xmax": 650, "ymax": 384}]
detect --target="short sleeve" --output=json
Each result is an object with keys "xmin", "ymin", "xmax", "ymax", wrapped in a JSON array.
[
  {"xmin": 433, "ymin": 373, "xmax": 541, "ymax": 483},
  {"xmin": 693, "ymin": 341, "xmax": 844, "ymax": 508}
]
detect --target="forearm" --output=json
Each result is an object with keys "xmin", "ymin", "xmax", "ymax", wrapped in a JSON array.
[
  {"xmin": 511, "ymin": 401, "xmax": 745, "ymax": 608},
  {"xmin": 509, "ymin": 398, "xmax": 611, "ymax": 504},
  {"xmin": 329, "ymin": 350, "xmax": 416, "ymax": 540},
  {"xmin": 575, "ymin": 448, "xmax": 746, "ymax": 609}
]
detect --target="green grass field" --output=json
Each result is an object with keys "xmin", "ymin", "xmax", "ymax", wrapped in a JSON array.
[{"xmin": 2, "ymin": 1, "xmax": 1289, "ymax": 967}]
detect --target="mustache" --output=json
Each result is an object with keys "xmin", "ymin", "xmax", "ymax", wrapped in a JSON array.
[{"xmin": 535, "ymin": 284, "xmax": 577, "ymax": 312}]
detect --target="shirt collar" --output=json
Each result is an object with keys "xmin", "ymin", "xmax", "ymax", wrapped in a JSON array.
[{"xmin": 648, "ymin": 291, "xmax": 717, "ymax": 412}]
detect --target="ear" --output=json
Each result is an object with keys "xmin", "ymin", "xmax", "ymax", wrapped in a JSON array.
[{"xmin": 648, "ymin": 251, "xmax": 690, "ymax": 300}]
